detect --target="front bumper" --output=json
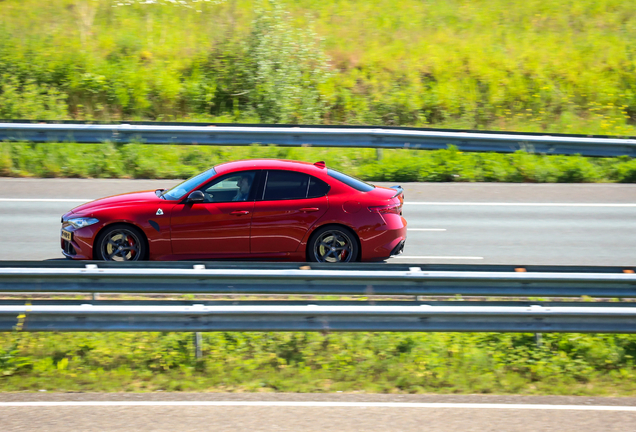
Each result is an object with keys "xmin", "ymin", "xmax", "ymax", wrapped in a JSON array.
[{"xmin": 60, "ymin": 225, "xmax": 98, "ymax": 260}]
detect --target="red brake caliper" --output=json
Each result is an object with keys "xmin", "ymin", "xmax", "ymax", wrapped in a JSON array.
[
  {"xmin": 338, "ymin": 239, "xmax": 347, "ymax": 261},
  {"xmin": 127, "ymin": 236, "xmax": 136, "ymax": 258}
]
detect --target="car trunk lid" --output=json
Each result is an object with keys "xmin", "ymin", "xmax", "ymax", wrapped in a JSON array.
[{"xmin": 367, "ymin": 185, "xmax": 404, "ymax": 215}]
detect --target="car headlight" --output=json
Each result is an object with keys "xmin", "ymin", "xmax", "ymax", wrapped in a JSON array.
[{"xmin": 67, "ymin": 217, "xmax": 100, "ymax": 229}]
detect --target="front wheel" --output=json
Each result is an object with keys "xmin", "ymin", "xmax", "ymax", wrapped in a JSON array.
[
  {"xmin": 308, "ymin": 226, "xmax": 359, "ymax": 263},
  {"xmin": 94, "ymin": 225, "xmax": 146, "ymax": 261}
]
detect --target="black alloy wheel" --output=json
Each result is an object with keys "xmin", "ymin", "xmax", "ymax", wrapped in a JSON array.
[
  {"xmin": 309, "ymin": 226, "xmax": 358, "ymax": 263},
  {"xmin": 95, "ymin": 225, "xmax": 146, "ymax": 261}
]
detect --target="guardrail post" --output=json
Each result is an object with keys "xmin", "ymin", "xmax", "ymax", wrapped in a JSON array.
[
  {"xmin": 86, "ymin": 265, "xmax": 99, "ymax": 300},
  {"xmin": 194, "ymin": 332, "xmax": 203, "ymax": 360},
  {"xmin": 535, "ymin": 333, "xmax": 543, "ymax": 348},
  {"xmin": 409, "ymin": 268, "xmax": 424, "ymax": 301}
]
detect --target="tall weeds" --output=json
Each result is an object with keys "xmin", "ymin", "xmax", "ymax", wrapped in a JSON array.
[{"xmin": 0, "ymin": 0, "xmax": 634, "ymax": 135}]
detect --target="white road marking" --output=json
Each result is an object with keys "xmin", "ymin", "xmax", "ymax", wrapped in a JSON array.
[
  {"xmin": 0, "ymin": 198, "xmax": 91, "ymax": 203},
  {"xmin": 407, "ymin": 228, "xmax": 446, "ymax": 232},
  {"xmin": 394, "ymin": 256, "xmax": 483, "ymax": 260},
  {"xmin": 0, "ymin": 401, "xmax": 635, "ymax": 411},
  {"xmin": 406, "ymin": 202, "xmax": 636, "ymax": 207}
]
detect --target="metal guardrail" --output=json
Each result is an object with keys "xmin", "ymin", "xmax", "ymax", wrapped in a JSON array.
[
  {"xmin": 1, "ymin": 122, "xmax": 635, "ymax": 157},
  {"xmin": 1, "ymin": 263, "xmax": 635, "ymax": 333},
  {"xmin": 1, "ymin": 266, "xmax": 635, "ymax": 297},
  {"xmin": 3, "ymin": 304, "xmax": 636, "ymax": 332},
  {"xmin": 2, "ymin": 261, "xmax": 631, "ymax": 273}
]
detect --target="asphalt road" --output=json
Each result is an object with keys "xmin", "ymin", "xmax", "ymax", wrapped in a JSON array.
[
  {"xmin": 0, "ymin": 178, "xmax": 635, "ymax": 265},
  {"xmin": 1, "ymin": 393, "xmax": 636, "ymax": 432}
]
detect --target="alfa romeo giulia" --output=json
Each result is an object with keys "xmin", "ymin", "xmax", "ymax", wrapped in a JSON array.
[{"xmin": 60, "ymin": 159, "xmax": 407, "ymax": 262}]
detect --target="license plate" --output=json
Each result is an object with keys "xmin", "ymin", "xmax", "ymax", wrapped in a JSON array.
[{"xmin": 61, "ymin": 230, "xmax": 72, "ymax": 241}]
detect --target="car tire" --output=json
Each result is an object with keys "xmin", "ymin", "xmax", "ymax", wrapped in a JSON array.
[
  {"xmin": 94, "ymin": 224, "xmax": 147, "ymax": 261},
  {"xmin": 308, "ymin": 225, "xmax": 359, "ymax": 263}
]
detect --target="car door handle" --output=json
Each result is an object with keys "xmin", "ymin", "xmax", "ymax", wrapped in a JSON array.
[
  {"xmin": 300, "ymin": 207, "xmax": 320, "ymax": 212},
  {"xmin": 230, "ymin": 210, "xmax": 250, "ymax": 216}
]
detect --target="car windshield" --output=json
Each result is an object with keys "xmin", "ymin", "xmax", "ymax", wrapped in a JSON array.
[
  {"xmin": 327, "ymin": 169, "xmax": 375, "ymax": 192},
  {"xmin": 162, "ymin": 167, "xmax": 217, "ymax": 200}
]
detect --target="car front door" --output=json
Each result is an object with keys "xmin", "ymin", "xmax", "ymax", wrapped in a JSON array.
[
  {"xmin": 170, "ymin": 170, "xmax": 259, "ymax": 257},
  {"xmin": 251, "ymin": 170, "xmax": 330, "ymax": 254}
]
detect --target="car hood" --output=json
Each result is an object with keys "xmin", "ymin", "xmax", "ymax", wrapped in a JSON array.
[{"xmin": 67, "ymin": 190, "xmax": 163, "ymax": 215}]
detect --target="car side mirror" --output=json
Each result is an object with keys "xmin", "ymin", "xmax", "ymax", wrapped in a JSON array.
[{"xmin": 187, "ymin": 190, "xmax": 205, "ymax": 203}]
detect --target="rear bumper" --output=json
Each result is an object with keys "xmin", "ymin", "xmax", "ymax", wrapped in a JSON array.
[
  {"xmin": 391, "ymin": 239, "xmax": 406, "ymax": 256},
  {"xmin": 360, "ymin": 215, "xmax": 407, "ymax": 261}
]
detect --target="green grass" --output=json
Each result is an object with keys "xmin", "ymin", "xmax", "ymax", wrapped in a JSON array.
[
  {"xmin": 0, "ymin": 0, "xmax": 636, "ymax": 135},
  {"xmin": 2, "ymin": 331, "xmax": 636, "ymax": 394},
  {"xmin": 2, "ymin": 142, "xmax": 635, "ymax": 183}
]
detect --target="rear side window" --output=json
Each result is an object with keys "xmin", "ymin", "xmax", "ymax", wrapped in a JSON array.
[
  {"xmin": 263, "ymin": 171, "xmax": 309, "ymax": 201},
  {"xmin": 327, "ymin": 169, "xmax": 375, "ymax": 192},
  {"xmin": 263, "ymin": 171, "xmax": 331, "ymax": 200},
  {"xmin": 307, "ymin": 176, "xmax": 330, "ymax": 198}
]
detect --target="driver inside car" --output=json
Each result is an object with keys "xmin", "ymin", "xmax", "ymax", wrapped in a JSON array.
[{"xmin": 232, "ymin": 175, "xmax": 252, "ymax": 201}]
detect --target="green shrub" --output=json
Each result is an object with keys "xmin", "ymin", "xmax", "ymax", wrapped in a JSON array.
[
  {"xmin": 246, "ymin": 0, "xmax": 332, "ymax": 123},
  {"xmin": 613, "ymin": 159, "xmax": 636, "ymax": 183},
  {"xmin": 0, "ymin": 75, "xmax": 68, "ymax": 120},
  {"xmin": 0, "ymin": 342, "xmax": 33, "ymax": 377}
]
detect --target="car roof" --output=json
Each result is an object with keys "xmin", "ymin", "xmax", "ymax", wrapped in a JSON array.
[{"xmin": 214, "ymin": 159, "xmax": 326, "ymax": 175}]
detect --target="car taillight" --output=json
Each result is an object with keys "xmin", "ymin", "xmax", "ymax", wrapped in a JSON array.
[{"xmin": 368, "ymin": 203, "xmax": 401, "ymax": 214}]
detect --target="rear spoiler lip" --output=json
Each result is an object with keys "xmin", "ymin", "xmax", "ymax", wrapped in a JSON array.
[{"xmin": 389, "ymin": 185, "xmax": 404, "ymax": 199}]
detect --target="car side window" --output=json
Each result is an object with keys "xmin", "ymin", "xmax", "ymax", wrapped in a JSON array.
[
  {"xmin": 199, "ymin": 171, "xmax": 257, "ymax": 203},
  {"xmin": 263, "ymin": 170, "xmax": 311, "ymax": 201},
  {"xmin": 307, "ymin": 176, "xmax": 330, "ymax": 198}
]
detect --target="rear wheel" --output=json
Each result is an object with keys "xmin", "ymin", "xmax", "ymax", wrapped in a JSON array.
[
  {"xmin": 308, "ymin": 226, "xmax": 358, "ymax": 263},
  {"xmin": 94, "ymin": 224, "xmax": 146, "ymax": 261}
]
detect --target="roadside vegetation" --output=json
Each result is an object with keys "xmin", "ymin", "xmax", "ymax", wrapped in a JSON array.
[
  {"xmin": 1, "ymin": 0, "xmax": 635, "ymax": 182},
  {"xmin": 1, "ymin": 0, "xmax": 636, "ymax": 135},
  {"xmin": 1, "ymin": 142, "xmax": 636, "ymax": 183},
  {"xmin": 2, "ymin": 331, "xmax": 636, "ymax": 395}
]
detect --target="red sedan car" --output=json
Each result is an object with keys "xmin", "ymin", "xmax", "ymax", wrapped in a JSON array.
[{"xmin": 61, "ymin": 159, "xmax": 407, "ymax": 262}]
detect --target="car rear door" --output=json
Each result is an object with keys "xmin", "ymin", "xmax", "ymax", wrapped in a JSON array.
[
  {"xmin": 250, "ymin": 170, "xmax": 329, "ymax": 254},
  {"xmin": 170, "ymin": 170, "xmax": 259, "ymax": 256}
]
